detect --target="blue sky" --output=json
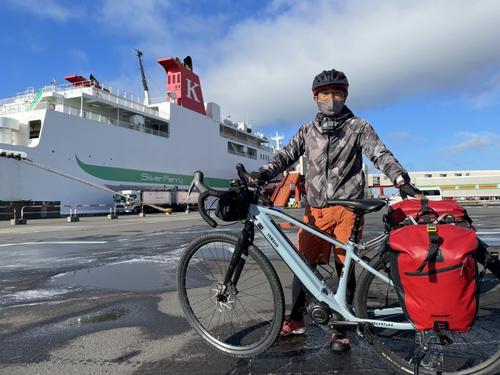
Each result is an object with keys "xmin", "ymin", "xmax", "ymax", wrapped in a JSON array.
[{"xmin": 1, "ymin": 0, "xmax": 499, "ymax": 172}]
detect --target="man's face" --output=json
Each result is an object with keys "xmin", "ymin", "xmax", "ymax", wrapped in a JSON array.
[{"xmin": 314, "ymin": 88, "xmax": 345, "ymax": 103}]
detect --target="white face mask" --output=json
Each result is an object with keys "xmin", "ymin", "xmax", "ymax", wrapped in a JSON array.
[{"xmin": 317, "ymin": 98, "xmax": 345, "ymax": 117}]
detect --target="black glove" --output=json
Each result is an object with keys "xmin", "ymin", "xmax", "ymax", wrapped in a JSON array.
[
  {"xmin": 399, "ymin": 182, "xmax": 422, "ymax": 199},
  {"xmin": 249, "ymin": 170, "xmax": 272, "ymax": 186}
]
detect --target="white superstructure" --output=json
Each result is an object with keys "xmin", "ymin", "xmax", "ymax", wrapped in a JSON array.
[{"xmin": 0, "ymin": 56, "xmax": 274, "ymax": 214}]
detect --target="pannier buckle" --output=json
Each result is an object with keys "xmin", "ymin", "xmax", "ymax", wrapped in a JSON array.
[{"xmin": 426, "ymin": 224, "xmax": 437, "ymax": 233}]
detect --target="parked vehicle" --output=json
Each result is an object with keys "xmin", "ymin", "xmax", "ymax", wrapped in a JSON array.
[{"xmin": 114, "ymin": 189, "xmax": 199, "ymax": 213}]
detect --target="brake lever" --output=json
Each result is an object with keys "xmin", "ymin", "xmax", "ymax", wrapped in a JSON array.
[{"xmin": 236, "ymin": 163, "xmax": 249, "ymax": 183}]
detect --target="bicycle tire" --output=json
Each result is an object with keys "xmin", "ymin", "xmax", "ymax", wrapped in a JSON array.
[
  {"xmin": 354, "ymin": 254, "xmax": 500, "ymax": 375},
  {"xmin": 177, "ymin": 232, "xmax": 285, "ymax": 357}
]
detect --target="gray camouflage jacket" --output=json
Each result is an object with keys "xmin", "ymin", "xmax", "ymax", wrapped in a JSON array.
[{"xmin": 260, "ymin": 107, "xmax": 407, "ymax": 208}]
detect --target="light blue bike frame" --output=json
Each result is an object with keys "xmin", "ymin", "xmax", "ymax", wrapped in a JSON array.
[{"xmin": 251, "ymin": 204, "xmax": 414, "ymax": 331}]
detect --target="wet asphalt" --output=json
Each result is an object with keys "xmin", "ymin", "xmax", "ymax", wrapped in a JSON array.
[{"xmin": 0, "ymin": 206, "xmax": 499, "ymax": 374}]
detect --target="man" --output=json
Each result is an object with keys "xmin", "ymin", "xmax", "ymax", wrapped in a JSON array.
[{"xmin": 250, "ymin": 69, "xmax": 422, "ymax": 352}]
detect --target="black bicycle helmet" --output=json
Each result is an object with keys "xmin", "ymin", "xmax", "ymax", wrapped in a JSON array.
[{"xmin": 312, "ymin": 69, "xmax": 349, "ymax": 95}]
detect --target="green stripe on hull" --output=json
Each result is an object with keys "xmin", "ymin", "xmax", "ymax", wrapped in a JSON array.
[{"xmin": 76, "ymin": 155, "xmax": 230, "ymax": 188}]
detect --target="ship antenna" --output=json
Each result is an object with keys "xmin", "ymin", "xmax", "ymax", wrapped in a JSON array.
[
  {"xmin": 270, "ymin": 131, "xmax": 284, "ymax": 150},
  {"xmin": 135, "ymin": 49, "xmax": 150, "ymax": 105}
]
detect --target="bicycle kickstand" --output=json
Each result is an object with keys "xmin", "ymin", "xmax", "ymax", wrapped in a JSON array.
[{"xmin": 413, "ymin": 332, "xmax": 430, "ymax": 375}]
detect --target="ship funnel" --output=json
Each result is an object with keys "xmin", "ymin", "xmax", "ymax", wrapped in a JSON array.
[{"xmin": 157, "ymin": 57, "xmax": 206, "ymax": 116}]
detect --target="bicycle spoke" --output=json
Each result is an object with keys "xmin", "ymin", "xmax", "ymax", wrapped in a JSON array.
[{"xmin": 179, "ymin": 234, "xmax": 283, "ymax": 354}]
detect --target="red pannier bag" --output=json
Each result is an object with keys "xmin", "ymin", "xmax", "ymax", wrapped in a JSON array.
[
  {"xmin": 387, "ymin": 199, "xmax": 471, "ymax": 228},
  {"xmin": 389, "ymin": 223, "xmax": 479, "ymax": 331}
]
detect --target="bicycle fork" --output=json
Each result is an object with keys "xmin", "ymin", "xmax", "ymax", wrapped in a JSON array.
[{"xmin": 219, "ymin": 220, "xmax": 254, "ymax": 296}]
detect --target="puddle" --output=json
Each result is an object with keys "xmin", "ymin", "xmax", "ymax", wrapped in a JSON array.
[
  {"xmin": 49, "ymin": 260, "xmax": 177, "ymax": 292},
  {"xmin": 77, "ymin": 308, "xmax": 128, "ymax": 325}
]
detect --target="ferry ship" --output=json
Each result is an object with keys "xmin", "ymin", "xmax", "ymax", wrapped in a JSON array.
[{"xmin": 0, "ymin": 53, "xmax": 274, "ymax": 215}]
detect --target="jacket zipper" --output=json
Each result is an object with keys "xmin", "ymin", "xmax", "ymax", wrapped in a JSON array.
[
  {"xmin": 325, "ymin": 134, "xmax": 331, "ymax": 201},
  {"xmin": 404, "ymin": 262, "xmax": 463, "ymax": 276}
]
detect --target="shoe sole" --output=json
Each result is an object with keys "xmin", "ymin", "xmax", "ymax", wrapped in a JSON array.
[
  {"xmin": 330, "ymin": 341, "xmax": 351, "ymax": 353},
  {"xmin": 279, "ymin": 328, "xmax": 306, "ymax": 337}
]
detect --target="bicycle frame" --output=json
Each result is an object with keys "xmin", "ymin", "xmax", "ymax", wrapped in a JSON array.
[{"xmin": 251, "ymin": 204, "xmax": 414, "ymax": 331}]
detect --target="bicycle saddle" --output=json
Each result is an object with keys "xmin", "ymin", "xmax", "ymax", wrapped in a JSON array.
[{"xmin": 326, "ymin": 199, "xmax": 386, "ymax": 214}]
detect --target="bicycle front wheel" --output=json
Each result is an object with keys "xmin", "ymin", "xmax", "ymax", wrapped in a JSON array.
[
  {"xmin": 355, "ymin": 253, "xmax": 500, "ymax": 375},
  {"xmin": 177, "ymin": 232, "xmax": 285, "ymax": 357}
]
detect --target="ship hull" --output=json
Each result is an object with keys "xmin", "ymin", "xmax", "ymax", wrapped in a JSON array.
[{"xmin": 0, "ymin": 106, "xmax": 271, "ymax": 214}]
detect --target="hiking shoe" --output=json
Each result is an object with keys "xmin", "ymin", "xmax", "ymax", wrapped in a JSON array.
[
  {"xmin": 279, "ymin": 318, "xmax": 306, "ymax": 336},
  {"xmin": 330, "ymin": 332, "xmax": 351, "ymax": 353}
]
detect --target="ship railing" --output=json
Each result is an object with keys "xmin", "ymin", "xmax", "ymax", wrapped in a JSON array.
[
  {"xmin": 43, "ymin": 81, "xmax": 159, "ymax": 117},
  {"xmin": 219, "ymin": 127, "xmax": 272, "ymax": 151},
  {"xmin": 0, "ymin": 102, "xmax": 29, "ymax": 115},
  {"xmin": 56, "ymin": 104, "xmax": 169, "ymax": 138},
  {"xmin": 148, "ymin": 97, "xmax": 168, "ymax": 105},
  {"xmin": 0, "ymin": 88, "xmax": 35, "ymax": 106},
  {"xmin": 0, "ymin": 82, "xmax": 160, "ymax": 117}
]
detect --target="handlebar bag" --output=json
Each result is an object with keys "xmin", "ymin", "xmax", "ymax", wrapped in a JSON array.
[
  {"xmin": 389, "ymin": 224, "xmax": 479, "ymax": 332},
  {"xmin": 387, "ymin": 199, "xmax": 471, "ymax": 228},
  {"xmin": 215, "ymin": 190, "xmax": 249, "ymax": 222}
]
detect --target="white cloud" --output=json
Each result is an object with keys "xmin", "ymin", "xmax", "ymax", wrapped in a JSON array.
[
  {"xmin": 200, "ymin": 0, "xmax": 500, "ymax": 126},
  {"xmin": 4, "ymin": 0, "xmax": 80, "ymax": 21},
  {"xmin": 465, "ymin": 73, "xmax": 500, "ymax": 108},
  {"xmin": 93, "ymin": 0, "xmax": 500, "ymax": 128},
  {"xmin": 446, "ymin": 131, "xmax": 500, "ymax": 153}
]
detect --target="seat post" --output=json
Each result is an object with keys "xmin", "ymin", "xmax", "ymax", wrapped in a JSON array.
[{"xmin": 349, "ymin": 211, "xmax": 363, "ymax": 243}]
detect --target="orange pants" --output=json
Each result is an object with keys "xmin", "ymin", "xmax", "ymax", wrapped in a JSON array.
[{"xmin": 297, "ymin": 205, "xmax": 363, "ymax": 265}]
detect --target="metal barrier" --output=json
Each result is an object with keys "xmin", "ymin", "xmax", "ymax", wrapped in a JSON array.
[
  {"xmin": 74, "ymin": 204, "xmax": 118, "ymax": 220},
  {"xmin": 2, "ymin": 203, "xmax": 121, "ymax": 225},
  {"xmin": 64, "ymin": 205, "xmax": 79, "ymax": 222},
  {"xmin": 20, "ymin": 204, "xmax": 60, "ymax": 219},
  {"xmin": 17, "ymin": 204, "xmax": 61, "ymax": 225},
  {"xmin": 0, "ymin": 206, "xmax": 17, "ymax": 224}
]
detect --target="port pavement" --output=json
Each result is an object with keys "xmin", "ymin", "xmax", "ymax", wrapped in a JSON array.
[{"xmin": 0, "ymin": 207, "xmax": 499, "ymax": 374}]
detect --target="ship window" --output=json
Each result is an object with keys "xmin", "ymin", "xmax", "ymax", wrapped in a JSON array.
[
  {"xmin": 425, "ymin": 174, "xmax": 432, "ymax": 178},
  {"xmin": 247, "ymin": 148, "xmax": 257, "ymax": 159},
  {"xmin": 440, "ymin": 173, "xmax": 447, "ymax": 177},
  {"xmin": 227, "ymin": 141, "xmax": 257, "ymax": 159},
  {"xmin": 29, "ymin": 120, "xmax": 41, "ymax": 139},
  {"xmin": 144, "ymin": 119, "xmax": 169, "ymax": 137}
]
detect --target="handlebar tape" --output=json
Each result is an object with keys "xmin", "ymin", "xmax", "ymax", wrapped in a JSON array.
[{"xmin": 193, "ymin": 170, "xmax": 224, "ymax": 228}]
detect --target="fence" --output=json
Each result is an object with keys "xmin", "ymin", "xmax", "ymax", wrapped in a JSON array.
[
  {"xmin": 0, "ymin": 206, "xmax": 17, "ymax": 220},
  {"xmin": 74, "ymin": 204, "xmax": 116, "ymax": 216},
  {"xmin": 20, "ymin": 204, "xmax": 61, "ymax": 220},
  {"xmin": 3, "ymin": 203, "xmax": 119, "ymax": 225}
]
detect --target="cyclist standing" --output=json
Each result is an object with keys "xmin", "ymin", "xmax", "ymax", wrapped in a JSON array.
[{"xmin": 250, "ymin": 69, "xmax": 422, "ymax": 352}]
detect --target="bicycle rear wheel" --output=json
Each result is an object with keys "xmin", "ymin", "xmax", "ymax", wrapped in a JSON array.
[
  {"xmin": 177, "ymin": 232, "xmax": 285, "ymax": 357},
  {"xmin": 355, "ymin": 253, "xmax": 500, "ymax": 374}
]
